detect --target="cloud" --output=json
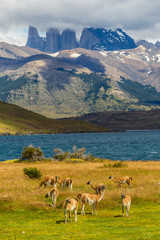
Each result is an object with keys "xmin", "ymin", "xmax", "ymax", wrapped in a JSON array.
[{"xmin": 0, "ymin": 0, "xmax": 160, "ymax": 45}]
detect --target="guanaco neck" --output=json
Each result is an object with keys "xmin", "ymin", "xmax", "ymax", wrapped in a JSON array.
[{"xmin": 97, "ymin": 190, "xmax": 105, "ymax": 202}]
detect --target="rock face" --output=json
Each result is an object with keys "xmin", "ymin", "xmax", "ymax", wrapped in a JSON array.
[
  {"xmin": 26, "ymin": 26, "xmax": 45, "ymax": 51},
  {"xmin": 136, "ymin": 40, "xmax": 154, "ymax": 49},
  {"xmin": 44, "ymin": 28, "xmax": 61, "ymax": 52},
  {"xmin": 26, "ymin": 26, "xmax": 137, "ymax": 52},
  {"xmin": 80, "ymin": 28, "xmax": 137, "ymax": 50},
  {"xmin": 61, "ymin": 29, "xmax": 78, "ymax": 50}
]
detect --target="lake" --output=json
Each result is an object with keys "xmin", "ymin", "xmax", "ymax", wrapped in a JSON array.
[{"xmin": 0, "ymin": 130, "xmax": 160, "ymax": 162}]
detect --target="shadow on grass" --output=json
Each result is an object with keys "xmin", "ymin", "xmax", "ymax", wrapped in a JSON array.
[
  {"xmin": 114, "ymin": 215, "xmax": 123, "ymax": 218},
  {"xmin": 56, "ymin": 220, "xmax": 65, "ymax": 224}
]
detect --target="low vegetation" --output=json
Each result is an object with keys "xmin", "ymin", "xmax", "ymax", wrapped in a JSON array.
[
  {"xmin": 19, "ymin": 145, "xmax": 44, "ymax": 162},
  {"xmin": 0, "ymin": 160, "xmax": 160, "ymax": 239},
  {"xmin": 53, "ymin": 146, "xmax": 95, "ymax": 162},
  {"xmin": 23, "ymin": 167, "xmax": 42, "ymax": 179}
]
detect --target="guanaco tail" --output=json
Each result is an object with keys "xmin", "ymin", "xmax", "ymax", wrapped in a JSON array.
[
  {"xmin": 121, "ymin": 193, "xmax": 131, "ymax": 217},
  {"xmin": 57, "ymin": 178, "xmax": 73, "ymax": 190},
  {"xmin": 77, "ymin": 185, "xmax": 106, "ymax": 215},
  {"xmin": 63, "ymin": 198, "xmax": 78, "ymax": 223},
  {"xmin": 87, "ymin": 180, "xmax": 105, "ymax": 194},
  {"xmin": 45, "ymin": 187, "xmax": 58, "ymax": 208},
  {"xmin": 109, "ymin": 176, "xmax": 132, "ymax": 188},
  {"xmin": 39, "ymin": 176, "xmax": 58, "ymax": 188}
]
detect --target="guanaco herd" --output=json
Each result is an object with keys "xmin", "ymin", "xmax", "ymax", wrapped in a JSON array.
[{"xmin": 39, "ymin": 175, "xmax": 132, "ymax": 223}]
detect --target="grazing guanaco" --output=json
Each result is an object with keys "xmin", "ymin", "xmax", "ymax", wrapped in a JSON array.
[
  {"xmin": 57, "ymin": 178, "xmax": 73, "ymax": 190},
  {"xmin": 63, "ymin": 198, "xmax": 78, "ymax": 223},
  {"xmin": 121, "ymin": 193, "xmax": 131, "ymax": 217},
  {"xmin": 109, "ymin": 176, "xmax": 132, "ymax": 188},
  {"xmin": 87, "ymin": 180, "xmax": 105, "ymax": 194},
  {"xmin": 39, "ymin": 176, "xmax": 58, "ymax": 188},
  {"xmin": 77, "ymin": 185, "xmax": 106, "ymax": 215},
  {"xmin": 45, "ymin": 187, "xmax": 58, "ymax": 208}
]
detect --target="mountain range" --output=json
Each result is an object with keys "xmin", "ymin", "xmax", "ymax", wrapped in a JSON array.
[
  {"xmin": 0, "ymin": 28, "xmax": 160, "ymax": 119},
  {"xmin": 26, "ymin": 26, "xmax": 137, "ymax": 53}
]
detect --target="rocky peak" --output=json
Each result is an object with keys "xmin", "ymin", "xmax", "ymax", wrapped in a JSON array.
[
  {"xmin": 80, "ymin": 27, "xmax": 137, "ymax": 51},
  {"xmin": 44, "ymin": 28, "xmax": 61, "ymax": 53},
  {"xmin": 136, "ymin": 40, "xmax": 154, "ymax": 49},
  {"xmin": 61, "ymin": 29, "xmax": 78, "ymax": 50},
  {"xmin": 26, "ymin": 26, "xmax": 45, "ymax": 51},
  {"xmin": 155, "ymin": 41, "xmax": 160, "ymax": 48}
]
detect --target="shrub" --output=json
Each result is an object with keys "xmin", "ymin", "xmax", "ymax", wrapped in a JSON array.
[
  {"xmin": 23, "ymin": 167, "xmax": 42, "ymax": 179},
  {"xmin": 19, "ymin": 145, "xmax": 44, "ymax": 162},
  {"xmin": 53, "ymin": 146, "xmax": 95, "ymax": 162}
]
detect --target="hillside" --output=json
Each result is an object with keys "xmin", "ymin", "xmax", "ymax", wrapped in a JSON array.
[
  {"xmin": 0, "ymin": 101, "xmax": 109, "ymax": 135},
  {"xmin": 74, "ymin": 110, "xmax": 160, "ymax": 130},
  {"xmin": 0, "ymin": 44, "xmax": 160, "ymax": 118}
]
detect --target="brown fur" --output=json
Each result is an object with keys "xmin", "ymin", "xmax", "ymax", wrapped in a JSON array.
[
  {"xmin": 87, "ymin": 180, "xmax": 105, "ymax": 194},
  {"xmin": 109, "ymin": 176, "xmax": 132, "ymax": 188},
  {"xmin": 63, "ymin": 198, "xmax": 78, "ymax": 223},
  {"xmin": 45, "ymin": 187, "xmax": 58, "ymax": 207},
  {"xmin": 39, "ymin": 176, "xmax": 58, "ymax": 188},
  {"xmin": 121, "ymin": 193, "xmax": 131, "ymax": 217},
  {"xmin": 77, "ymin": 185, "xmax": 105, "ymax": 215},
  {"xmin": 57, "ymin": 178, "xmax": 73, "ymax": 190}
]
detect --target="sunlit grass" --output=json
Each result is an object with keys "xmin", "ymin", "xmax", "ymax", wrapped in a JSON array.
[{"xmin": 0, "ymin": 160, "xmax": 160, "ymax": 239}]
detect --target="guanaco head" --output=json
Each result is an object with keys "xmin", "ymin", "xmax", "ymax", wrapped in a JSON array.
[
  {"xmin": 65, "ymin": 198, "xmax": 71, "ymax": 204},
  {"xmin": 121, "ymin": 193, "xmax": 126, "ymax": 199},
  {"xmin": 45, "ymin": 192, "xmax": 51, "ymax": 198},
  {"xmin": 77, "ymin": 194, "xmax": 82, "ymax": 199},
  {"xmin": 86, "ymin": 180, "xmax": 92, "ymax": 185},
  {"xmin": 100, "ymin": 185, "xmax": 106, "ymax": 191},
  {"xmin": 55, "ymin": 176, "xmax": 58, "ymax": 182}
]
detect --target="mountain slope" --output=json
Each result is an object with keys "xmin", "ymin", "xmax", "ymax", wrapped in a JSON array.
[
  {"xmin": 0, "ymin": 45, "xmax": 160, "ymax": 118},
  {"xmin": 74, "ymin": 110, "xmax": 160, "ymax": 130},
  {"xmin": 0, "ymin": 100, "xmax": 109, "ymax": 135}
]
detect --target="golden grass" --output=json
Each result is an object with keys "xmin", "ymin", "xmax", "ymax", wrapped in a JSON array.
[{"xmin": 0, "ymin": 160, "xmax": 160, "ymax": 211}]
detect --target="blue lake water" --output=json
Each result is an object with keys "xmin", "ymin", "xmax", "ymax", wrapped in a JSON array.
[{"xmin": 0, "ymin": 131, "xmax": 160, "ymax": 162}]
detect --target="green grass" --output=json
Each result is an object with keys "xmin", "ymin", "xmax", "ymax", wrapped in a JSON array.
[{"xmin": 0, "ymin": 202, "xmax": 160, "ymax": 240}]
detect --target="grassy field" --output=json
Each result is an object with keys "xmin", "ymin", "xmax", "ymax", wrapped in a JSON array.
[{"xmin": 0, "ymin": 160, "xmax": 160, "ymax": 240}]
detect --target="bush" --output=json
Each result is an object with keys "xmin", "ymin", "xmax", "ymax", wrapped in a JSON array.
[
  {"xmin": 53, "ymin": 146, "xmax": 95, "ymax": 162},
  {"xmin": 23, "ymin": 167, "xmax": 42, "ymax": 179},
  {"xmin": 19, "ymin": 145, "xmax": 44, "ymax": 162}
]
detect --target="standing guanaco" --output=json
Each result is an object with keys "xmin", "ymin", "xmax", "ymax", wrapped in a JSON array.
[
  {"xmin": 109, "ymin": 176, "xmax": 132, "ymax": 188},
  {"xmin": 57, "ymin": 178, "xmax": 73, "ymax": 190},
  {"xmin": 86, "ymin": 180, "xmax": 105, "ymax": 194},
  {"xmin": 45, "ymin": 187, "xmax": 58, "ymax": 208},
  {"xmin": 39, "ymin": 176, "xmax": 58, "ymax": 188},
  {"xmin": 63, "ymin": 198, "xmax": 78, "ymax": 223},
  {"xmin": 77, "ymin": 185, "xmax": 106, "ymax": 215},
  {"xmin": 121, "ymin": 193, "xmax": 131, "ymax": 217}
]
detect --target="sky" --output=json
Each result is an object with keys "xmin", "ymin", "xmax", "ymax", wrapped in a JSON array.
[{"xmin": 0, "ymin": 0, "xmax": 160, "ymax": 46}]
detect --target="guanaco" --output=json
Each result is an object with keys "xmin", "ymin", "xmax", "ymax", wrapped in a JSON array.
[
  {"xmin": 77, "ymin": 185, "xmax": 105, "ymax": 215},
  {"xmin": 87, "ymin": 180, "xmax": 105, "ymax": 194},
  {"xmin": 63, "ymin": 198, "xmax": 78, "ymax": 223},
  {"xmin": 39, "ymin": 176, "xmax": 58, "ymax": 188},
  {"xmin": 57, "ymin": 178, "xmax": 73, "ymax": 190},
  {"xmin": 45, "ymin": 187, "xmax": 58, "ymax": 208},
  {"xmin": 109, "ymin": 176, "xmax": 132, "ymax": 188},
  {"xmin": 121, "ymin": 193, "xmax": 131, "ymax": 217}
]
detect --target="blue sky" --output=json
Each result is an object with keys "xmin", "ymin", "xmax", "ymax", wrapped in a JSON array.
[{"xmin": 0, "ymin": 0, "xmax": 160, "ymax": 45}]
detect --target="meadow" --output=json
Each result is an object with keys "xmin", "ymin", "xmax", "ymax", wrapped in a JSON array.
[{"xmin": 0, "ymin": 160, "xmax": 160, "ymax": 240}]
